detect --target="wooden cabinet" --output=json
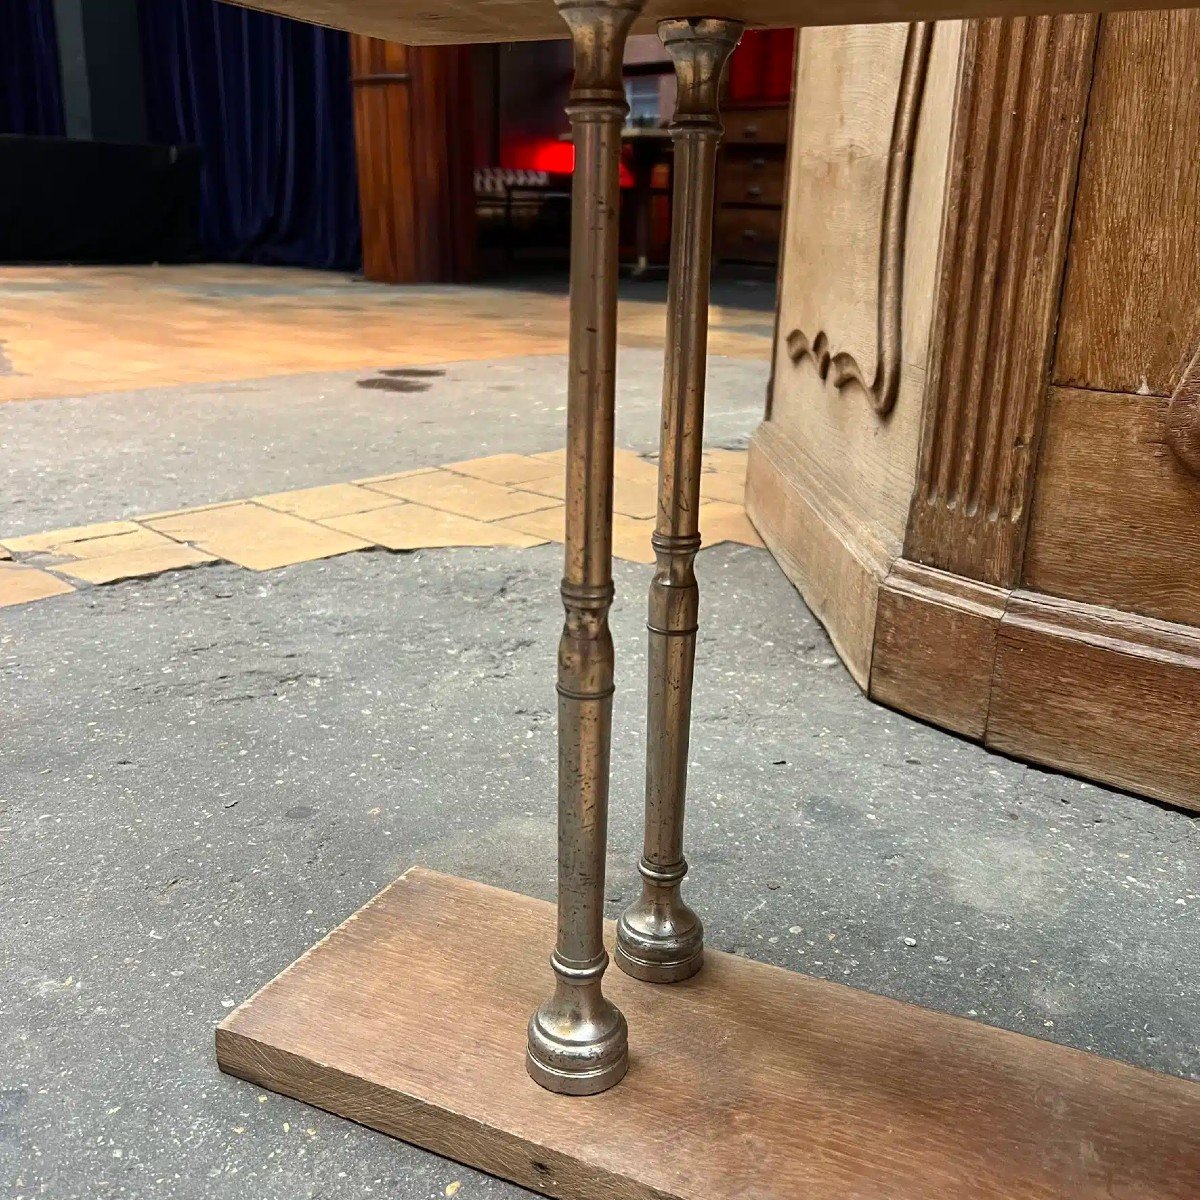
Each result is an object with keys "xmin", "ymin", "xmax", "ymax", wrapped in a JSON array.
[
  {"xmin": 710, "ymin": 31, "xmax": 794, "ymax": 266},
  {"xmin": 714, "ymin": 105, "xmax": 788, "ymax": 264},
  {"xmin": 748, "ymin": 14, "xmax": 1200, "ymax": 812}
]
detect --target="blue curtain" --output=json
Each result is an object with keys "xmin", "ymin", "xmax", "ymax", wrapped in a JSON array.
[
  {"xmin": 139, "ymin": 0, "xmax": 361, "ymax": 270},
  {"xmin": 0, "ymin": 0, "xmax": 66, "ymax": 135}
]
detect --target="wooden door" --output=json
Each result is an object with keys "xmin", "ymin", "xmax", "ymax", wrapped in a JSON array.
[{"xmin": 350, "ymin": 36, "xmax": 476, "ymax": 283}]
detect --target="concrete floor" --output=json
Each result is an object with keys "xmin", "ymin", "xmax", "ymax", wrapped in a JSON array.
[
  {"xmin": 3, "ymin": 544, "xmax": 1198, "ymax": 1200},
  {"xmin": 0, "ymin": 350, "xmax": 766, "ymax": 537},
  {"xmin": 2, "ymin": 285, "xmax": 1198, "ymax": 1199}
]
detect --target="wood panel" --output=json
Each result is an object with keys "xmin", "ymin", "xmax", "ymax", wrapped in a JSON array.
[
  {"xmin": 1054, "ymin": 11, "xmax": 1200, "ymax": 395},
  {"xmin": 904, "ymin": 14, "xmax": 1097, "ymax": 587},
  {"xmin": 219, "ymin": 867, "xmax": 1200, "ymax": 1200},
  {"xmin": 1023, "ymin": 386, "xmax": 1200, "ymax": 627},
  {"xmin": 747, "ymin": 422, "xmax": 890, "ymax": 687},
  {"xmin": 989, "ymin": 592, "xmax": 1200, "ymax": 810},
  {"xmin": 350, "ymin": 36, "xmax": 475, "ymax": 283},
  {"xmin": 232, "ymin": 0, "xmax": 1200, "ymax": 48},
  {"xmin": 763, "ymin": 22, "xmax": 960, "ymax": 541},
  {"xmin": 749, "ymin": 22, "xmax": 960, "ymax": 685},
  {"xmin": 871, "ymin": 559, "xmax": 1007, "ymax": 737},
  {"xmin": 867, "ymin": 558, "xmax": 1200, "ymax": 811}
]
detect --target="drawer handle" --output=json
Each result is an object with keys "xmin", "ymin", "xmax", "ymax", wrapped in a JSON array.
[
  {"xmin": 746, "ymin": 184, "xmax": 763, "ymax": 198},
  {"xmin": 751, "ymin": 156, "xmax": 766, "ymax": 168},
  {"xmin": 742, "ymin": 229, "xmax": 759, "ymax": 241},
  {"xmin": 742, "ymin": 123, "xmax": 759, "ymax": 137}
]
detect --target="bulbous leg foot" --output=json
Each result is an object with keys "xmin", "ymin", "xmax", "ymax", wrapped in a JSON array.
[
  {"xmin": 526, "ymin": 954, "xmax": 629, "ymax": 1095},
  {"xmin": 616, "ymin": 862, "xmax": 704, "ymax": 984}
]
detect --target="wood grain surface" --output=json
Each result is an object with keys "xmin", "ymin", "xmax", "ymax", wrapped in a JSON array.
[
  {"xmin": 870, "ymin": 559, "xmax": 1007, "ymax": 736},
  {"xmin": 229, "ymin": 0, "xmax": 1200, "ymax": 46},
  {"xmin": 989, "ymin": 591, "xmax": 1200, "ymax": 809},
  {"xmin": 218, "ymin": 867, "xmax": 1200, "ymax": 1200},
  {"xmin": 1054, "ymin": 10, "xmax": 1200, "ymax": 395},
  {"xmin": 351, "ymin": 38, "xmax": 476, "ymax": 283},
  {"xmin": 1023, "ymin": 386, "xmax": 1200, "ymax": 627},
  {"xmin": 747, "ymin": 420, "xmax": 894, "ymax": 687}
]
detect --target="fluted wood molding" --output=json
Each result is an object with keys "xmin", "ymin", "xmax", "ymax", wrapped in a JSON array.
[{"xmin": 905, "ymin": 14, "xmax": 1098, "ymax": 587}]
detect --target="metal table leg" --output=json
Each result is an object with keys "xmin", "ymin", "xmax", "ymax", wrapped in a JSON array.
[
  {"xmin": 526, "ymin": 0, "xmax": 644, "ymax": 1097},
  {"xmin": 616, "ymin": 17, "xmax": 742, "ymax": 985}
]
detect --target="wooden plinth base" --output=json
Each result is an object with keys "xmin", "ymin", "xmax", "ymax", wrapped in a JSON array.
[{"xmin": 217, "ymin": 868, "xmax": 1200, "ymax": 1199}]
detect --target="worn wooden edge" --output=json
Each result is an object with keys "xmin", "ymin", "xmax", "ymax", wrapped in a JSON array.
[
  {"xmin": 988, "ymin": 592, "xmax": 1200, "ymax": 809},
  {"xmin": 216, "ymin": 866, "xmax": 1200, "ymax": 1199},
  {"xmin": 747, "ymin": 421, "xmax": 895, "ymax": 687},
  {"xmin": 216, "ymin": 1027, "xmax": 656, "ymax": 1200},
  {"xmin": 858, "ymin": 558, "xmax": 1200, "ymax": 810},
  {"xmin": 1003, "ymin": 588, "xmax": 1200, "ymax": 668},
  {"xmin": 870, "ymin": 559, "xmax": 1008, "ymax": 736}
]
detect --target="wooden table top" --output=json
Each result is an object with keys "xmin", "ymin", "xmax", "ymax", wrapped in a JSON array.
[{"xmin": 230, "ymin": 0, "xmax": 1185, "ymax": 45}]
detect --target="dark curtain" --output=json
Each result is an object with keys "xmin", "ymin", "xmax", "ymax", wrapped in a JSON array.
[
  {"xmin": 139, "ymin": 0, "xmax": 360, "ymax": 270},
  {"xmin": 0, "ymin": 0, "xmax": 66, "ymax": 135}
]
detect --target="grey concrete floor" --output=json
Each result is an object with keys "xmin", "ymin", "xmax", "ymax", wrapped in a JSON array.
[
  {"xmin": 2, "ymin": 344, "xmax": 1198, "ymax": 1199},
  {"xmin": 0, "ymin": 350, "xmax": 767, "ymax": 537},
  {"xmin": 3, "ymin": 544, "xmax": 1198, "ymax": 1199}
]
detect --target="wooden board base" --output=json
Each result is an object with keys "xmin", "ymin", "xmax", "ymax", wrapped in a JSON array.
[{"xmin": 217, "ymin": 868, "xmax": 1200, "ymax": 1200}]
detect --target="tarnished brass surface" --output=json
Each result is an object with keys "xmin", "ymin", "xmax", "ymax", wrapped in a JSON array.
[
  {"xmin": 526, "ymin": 0, "xmax": 644, "ymax": 1097},
  {"xmin": 616, "ymin": 17, "xmax": 742, "ymax": 986}
]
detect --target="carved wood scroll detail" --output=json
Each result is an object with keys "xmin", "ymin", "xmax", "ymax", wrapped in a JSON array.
[
  {"xmin": 1168, "ymin": 339, "xmax": 1200, "ymax": 476},
  {"xmin": 904, "ymin": 15, "xmax": 1099, "ymax": 588},
  {"xmin": 785, "ymin": 22, "xmax": 934, "ymax": 418}
]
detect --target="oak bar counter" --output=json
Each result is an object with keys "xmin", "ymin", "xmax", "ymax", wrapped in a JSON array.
[{"xmin": 217, "ymin": 1, "xmax": 1200, "ymax": 1196}]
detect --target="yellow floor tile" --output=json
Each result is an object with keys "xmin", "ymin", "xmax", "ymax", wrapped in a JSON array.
[
  {"xmin": 322, "ymin": 503, "xmax": 546, "ymax": 551},
  {"xmin": 3, "ymin": 520, "xmax": 143, "ymax": 555},
  {"xmin": 532, "ymin": 447, "xmax": 652, "ymax": 483},
  {"xmin": 699, "ymin": 501, "xmax": 764, "ymax": 549},
  {"xmin": 501, "ymin": 505, "xmax": 653, "ymax": 561},
  {"xmin": 521, "ymin": 473, "xmax": 659, "ymax": 520},
  {"xmin": 443, "ymin": 453, "xmax": 560, "ymax": 488},
  {"xmin": 38, "ymin": 526, "xmax": 180, "ymax": 562},
  {"xmin": 145, "ymin": 503, "xmax": 370, "ymax": 571},
  {"xmin": 702, "ymin": 449, "xmax": 749, "ymax": 479},
  {"xmin": 612, "ymin": 513, "xmax": 657, "ymax": 564},
  {"xmin": 353, "ymin": 468, "xmax": 437, "ymax": 485},
  {"xmin": 0, "ymin": 562, "xmax": 75, "ymax": 607},
  {"xmin": 496, "ymin": 505, "xmax": 566, "ymax": 543},
  {"xmin": 137, "ymin": 501, "xmax": 241, "ymax": 522},
  {"xmin": 699, "ymin": 472, "xmax": 746, "ymax": 505},
  {"xmin": 255, "ymin": 483, "xmax": 398, "ymax": 521},
  {"xmin": 367, "ymin": 469, "xmax": 559, "ymax": 522},
  {"xmin": 611, "ymin": 457, "xmax": 660, "ymax": 487},
  {"xmin": 54, "ymin": 543, "xmax": 216, "ymax": 585}
]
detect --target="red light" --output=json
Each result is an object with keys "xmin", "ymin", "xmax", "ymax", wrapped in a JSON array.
[{"xmin": 501, "ymin": 138, "xmax": 636, "ymax": 187}]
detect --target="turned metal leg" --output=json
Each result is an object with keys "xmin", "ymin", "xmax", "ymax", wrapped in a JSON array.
[
  {"xmin": 526, "ymin": 0, "xmax": 643, "ymax": 1096},
  {"xmin": 616, "ymin": 17, "xmax": 742, "ymax": 985}
]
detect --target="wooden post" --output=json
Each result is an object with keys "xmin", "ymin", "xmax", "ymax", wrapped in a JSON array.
[{"xmin": 349, "ymin": 37, "xmax": 476, "ymax": 283}]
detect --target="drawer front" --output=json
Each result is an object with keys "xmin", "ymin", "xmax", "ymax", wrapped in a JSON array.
[
  {"xmin": 714, "ymin": 205, "xmax": 782, "ymax": 263},
  {"xmin": 722, "ymin": 106, "xmax": 790, "ymax": 146},
  {"xmin": 718, "ymin": 151, "xmax": 786, "ymax": 207}
]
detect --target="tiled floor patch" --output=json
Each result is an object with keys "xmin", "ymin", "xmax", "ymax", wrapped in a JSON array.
[{"xmin": 0, "ymin": 448, "xmax": 759, "ymax": 610}]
